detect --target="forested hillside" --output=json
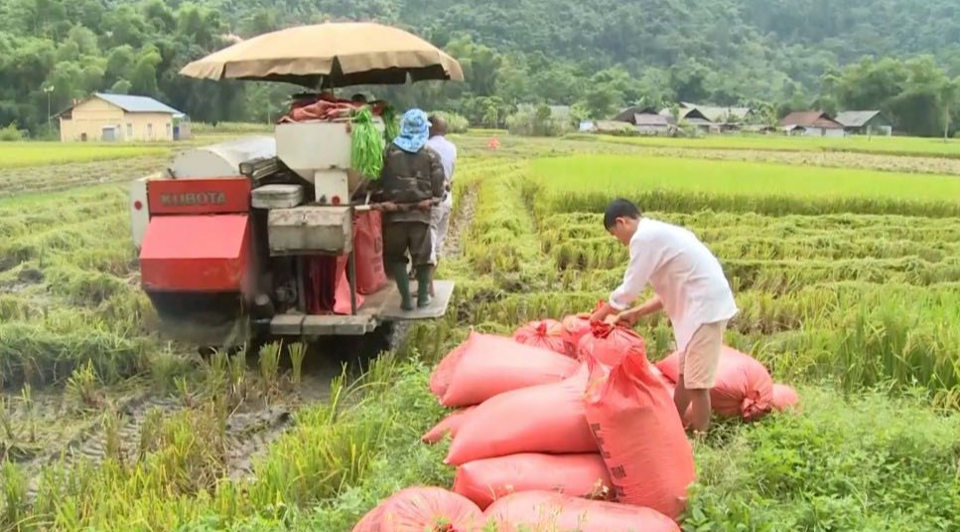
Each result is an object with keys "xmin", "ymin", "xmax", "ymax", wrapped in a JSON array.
[{"xmin": 2, "ymin": 0, "xmax": 960, "ymax": 136}]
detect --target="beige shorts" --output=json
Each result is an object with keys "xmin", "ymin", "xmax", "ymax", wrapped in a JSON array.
[{"xmin": 679, "ymin": 320, "xmax": 728, "ymax": 389}]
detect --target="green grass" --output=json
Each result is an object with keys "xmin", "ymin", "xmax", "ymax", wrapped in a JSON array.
[
  {"xmin": 534, "ymin": 155, "xmax": 960, "ymax": 216},
  {"xmin": 0, "ymin": 143, "xmax": 169, "ymax": 168},
  {"xmin": 586, "ymin": 132, "xmax": 960, "ymax": 158}
]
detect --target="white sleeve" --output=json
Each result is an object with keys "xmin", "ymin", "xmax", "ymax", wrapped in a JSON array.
[{"xmin": 609, "ymin": 233, "xmax": 657, "ymax": 311}]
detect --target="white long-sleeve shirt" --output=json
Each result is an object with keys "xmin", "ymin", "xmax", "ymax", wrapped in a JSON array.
[
  {"xmin": 426, "ymin": 135, "xmax": 457, "ymax": 208},
  {"xmin": 609, "ymin": 218, "xmax": 738, "ymax": 352}
]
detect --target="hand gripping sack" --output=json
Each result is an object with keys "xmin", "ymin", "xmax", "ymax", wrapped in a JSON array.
[
  {"xmin": 453, "ymin": 453, "xmax": 612, "ymax": 510},
  {"xmin": 445, "ymin": 367, "xmax": 596, "ymax": 465},
  {"xmin": 483, "ymin": 491, "xmax": 680, "ymax": 532},
  {"xmin": 512, "ymin": 319, "xmax": 566, "ymax": 355},
  {"xmin": 354, "ymin": 211, "xmax": 388, "ymax": 295},
  {"xmin": 422, "ymin": 406, "xmax": 477, "ymax": 444},
  {"xmin": 440, "ymin": 333, "xmax": 580, "ymax": 407},
  {"xmin": 585, "ymin": 350, "xmax": 695, "ymax": 520},
  {"xmin": 772, "ymin": 383, "xmax": 801, "ymax": 412},
  {"xmin": 657, "ymin": 345, "xmax": 774, "ymax": 421},
  {"xmin": 577, "ymin": 322, "xmax": 646, "ymax": 366},
  {"xmin": 351, "ymin": 487, "xmax": 483, "ymax": 532}
]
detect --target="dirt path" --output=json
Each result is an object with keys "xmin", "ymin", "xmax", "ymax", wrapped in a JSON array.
[{"xmin": 443, "ymin": 181, "xmax": 479, "ymax": 260}]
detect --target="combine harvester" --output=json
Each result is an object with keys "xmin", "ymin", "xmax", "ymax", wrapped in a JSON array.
[{"xmin": 128, "ymin": 23, "xmax": 464, "ymax": 348}]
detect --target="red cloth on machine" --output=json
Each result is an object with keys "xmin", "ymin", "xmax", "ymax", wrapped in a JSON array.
[
  {"xmin": 305, "ymin": 256, "xmax": 364, "ymax": 315},
  {"xmin": 279, "ymin": 98, "xmax": 387, "ymax": 124}
]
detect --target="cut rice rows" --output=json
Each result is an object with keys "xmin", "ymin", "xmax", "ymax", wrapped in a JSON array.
[{"xmin": 0, "ymin": 135, "xmax": 959, "ymax": 532}]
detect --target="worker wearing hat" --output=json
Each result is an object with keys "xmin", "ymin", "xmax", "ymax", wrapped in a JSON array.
[{"xmin": 376, "ymin": 109, "xmax": 446, "ymax": 311}]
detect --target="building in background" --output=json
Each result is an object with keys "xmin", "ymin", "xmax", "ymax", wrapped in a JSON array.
[
  {"xmin": 779, "ymin": 111, "xmax": 845, "ymax": 137},
  {"xmin": 58, "ymin": 93, "xmax": 186, "ymax": 142},
  {"xmin": 835, "ymin": 111, "xmax": 893, "ymax": 136}
]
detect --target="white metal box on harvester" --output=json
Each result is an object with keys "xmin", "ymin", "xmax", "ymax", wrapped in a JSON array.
[
  {"xmin": 267, "ymin": 206, "xmax": 353, "ymax": 256},
  {"xmin": 252, "ymin": 184, "xmax": 304, "ymax": 209},
  {"xmin": 274, "ymin": 120, "xmax": 384, "ymax": 205}
]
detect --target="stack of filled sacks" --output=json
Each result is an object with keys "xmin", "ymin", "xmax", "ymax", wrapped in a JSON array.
[
  {"xmin": 423, "ymin": 325, "xmax": 695, "ymax": 528},
  {"xmin": 409, "ymin": 318, "xmax": 801, "ymax": 531}
]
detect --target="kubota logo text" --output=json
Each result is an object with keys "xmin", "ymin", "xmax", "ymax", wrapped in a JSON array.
[{"xmin": 160, "ymin": 192, "xmax": 227, "ymax": 207}]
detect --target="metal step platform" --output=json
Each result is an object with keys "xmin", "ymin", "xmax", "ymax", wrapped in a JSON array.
[{"xmin": 269, "ymin": 280, "xmax": 455, "ymax": 337}]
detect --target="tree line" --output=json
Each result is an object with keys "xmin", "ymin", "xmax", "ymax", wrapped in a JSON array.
[{"xmin": 1, "ymin": 0, "xmax": 959, "ymax": 138}]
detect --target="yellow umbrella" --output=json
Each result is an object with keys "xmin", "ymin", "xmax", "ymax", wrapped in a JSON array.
[{"xmin": 180, "ymin": 22, "xmax": 464, "ymax": 88}]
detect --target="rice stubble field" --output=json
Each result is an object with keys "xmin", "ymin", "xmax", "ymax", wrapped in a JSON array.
[{"xmin": 0, "ymin": 133, "xmax": 958, "ymax": 531}]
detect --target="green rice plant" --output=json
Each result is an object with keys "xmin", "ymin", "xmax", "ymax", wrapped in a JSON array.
[
  {"xmin": 139, "ymin": 407, "xmax": 165, "ymax": 459},
  {"xmin": 1, "ymin": 459, "xmax": 27, "ymax": 529},
  {"xmin": 229, "ymin": 348, "xmax": 249, "ymax": 405},
  {"xmin": 288, "ymin": 342, "xmax": 307, "ymax": 387},
  {"xmin": 0, "ymin": 397, "xmax": 17, "ymax": 444},
  {"xmin": 204, "ymin": 349, "xmax": 230, "ymax": 397},
  {"xmin": 0, "ymin": 142, "xmax": 169, "ymax": 168},
  {"xmin": 65, "ymin": 360, "xmax": 104, "ymax": 408},
  {"xmin": 176, "ymin": 376, "xmax": 197, "ymax": 408},
  {"xmin": 148, "ymin": 349, "xmax": 195, "ymax": 392},
  {"xmin": 20, "ymin": 384, "xmax": 35, "ymax": 444},
  {"xmin": 259, "ymin": 341, "xmax": 282, "ymax": 397},
  {"xmin": 102, "ymin": 410, "xmax": 124, "ymax": 464},
  {"xmin": 533, "ymin": 155, "xmax": 960, "ymax": 218}
]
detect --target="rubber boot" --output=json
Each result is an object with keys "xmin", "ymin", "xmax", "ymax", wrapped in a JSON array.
[
  {"xmin": 416, "ymin": 266, "xmax": 434, "ymax": 308},
  {"xmin": 390, "ymin": 263, "xmax": 414, "ymax": 311}
]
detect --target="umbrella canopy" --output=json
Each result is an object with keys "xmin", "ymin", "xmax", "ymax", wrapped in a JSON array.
[{"xmin": 180, "ymin": 22, "xmax": 464, "ymax": 88}]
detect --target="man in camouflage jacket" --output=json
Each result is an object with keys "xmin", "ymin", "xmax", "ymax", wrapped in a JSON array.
[{"xmin": 376, "ymin": 109, "xmax": 445, "ymax": 311}]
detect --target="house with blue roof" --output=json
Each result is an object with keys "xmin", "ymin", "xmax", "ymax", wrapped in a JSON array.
[{"xmin": 58, "ymin": 93, "xmax": 191, "ymax": 142}]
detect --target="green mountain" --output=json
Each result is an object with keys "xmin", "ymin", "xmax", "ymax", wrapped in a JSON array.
[{"xmin": 2, "ymin": 0, "xmax": 959, "ymax": 135}]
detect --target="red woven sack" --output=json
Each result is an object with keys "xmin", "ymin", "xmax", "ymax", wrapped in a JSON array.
[
  {"xmin": 585, "ymin": 349, "xmax": 695, "ymax": 519},
  {"xmin": 657, "ymin": 345, "xmax": 774, "ymax": 421},
  {"xmin": 577, "ymin": 322, "xmax": 646, "ymax": 366},
  {"xmin": 453, "ymin": 453, "xmax": 612, "ymax": 510},
  {"xmin": 445, "ymin": 367, "xmax": 595, "ymax": 465},
  {"xmin": 772, "ymin": 383, "xmax": 801, "ymax": 412},
  {"xmin": 351, "ymin": 486, "xmax": 482, "ymax": 532},
  {"xmin": 483, "ymin": 491, "xmax": 680, "ymax": 532},
  {"xmin": 429, "ymin": 342, "xmax": 469, "ymax": 399},
  {"xmin": 422, "ymin": 407, "xmax": 477, "ymax": 444},
  {"xmin": 440, "ymin": 333, "xmax": 579, "ymax": 407},
  {"xmin": 354, "ymin": 211, "xmax": 387, "ymax": 295},
  {"xmin": 512, "ymin": 319, "xmax": 566, "ymax": 355}
]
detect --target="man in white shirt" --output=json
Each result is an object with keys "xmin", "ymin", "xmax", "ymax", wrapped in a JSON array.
[
  {"xmin": 590, "ymin": 199, "xmax": 738, "ymax": 433},
  {"xmin": 424, "ymin": 115, "xmax": 457, "ymax": 294}
]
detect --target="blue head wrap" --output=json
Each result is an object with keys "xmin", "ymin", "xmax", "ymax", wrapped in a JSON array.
[{"xmin": 393, "ymin": 108, "xmax": 430, "ymax": 153}]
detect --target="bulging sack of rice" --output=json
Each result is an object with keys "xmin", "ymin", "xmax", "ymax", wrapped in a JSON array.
[
  {"xmin": 483, "ymin": 491, "xmax": 680, "ymax": 532},
  {"xmin": 585, "ymin": 349, "xmax": 695, "ymax": 520},
  {"xmin": 453, "ymin": 453, "xmax": 612, "ymax": 510},
  {"xmin": 657, "ymin": 345, "xmax": 774, "ymax": 421},
  {"xmin": 772, "ymin": 383, "xmax": 800, "ymax": 412},
  {"xmin": 440, "ymin": 333, "xmax": 579, "ymax": 407},
  {"xmin": 445, "ymin": 367, "xmax": 595, "ymax": 466},
  {"xmin": 429, "ymin": 341, "xmax": 467, "ymax": 399},
  {"xmin": 513, "ymin": 319, "xmax": 566, "ymax": 355},
  {"xmin": 351, "ymin": 486, "xmax": 483, "ymax": 532},
  {"xmin": 422, "ymin": 406, "xmax": 477, "ymax": 444},
  {"xmin": 561, "ymin": 314, "xmax": 592, "ymax": 358},
  {"xmin": 577, "ymin": 322, "xmax": 646, "ymax": 366}
]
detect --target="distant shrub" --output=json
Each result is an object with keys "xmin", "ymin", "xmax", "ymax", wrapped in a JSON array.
[
  {"xmin": 430, "ymin": 111, "xmax": 469, "ymax": 134},
  {"xmin": 506, "ymin": 105, "xmax": 571, "ymax": 137},
  {"xmin": 0, "ymin": 123, "xmax": 25, "ymax": 142},
  {"xmin": 191, "ymin": 122, "xmax": 272, "ymax": 134}
]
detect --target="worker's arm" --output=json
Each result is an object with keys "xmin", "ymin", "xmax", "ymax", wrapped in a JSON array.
[
  {"xmin": 590, "ymin": 232, "xmax": 658, "ymax": 323},
  {"xmin": 607, "ymin": 295, "xmax": 663, "ymax": 326}
]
